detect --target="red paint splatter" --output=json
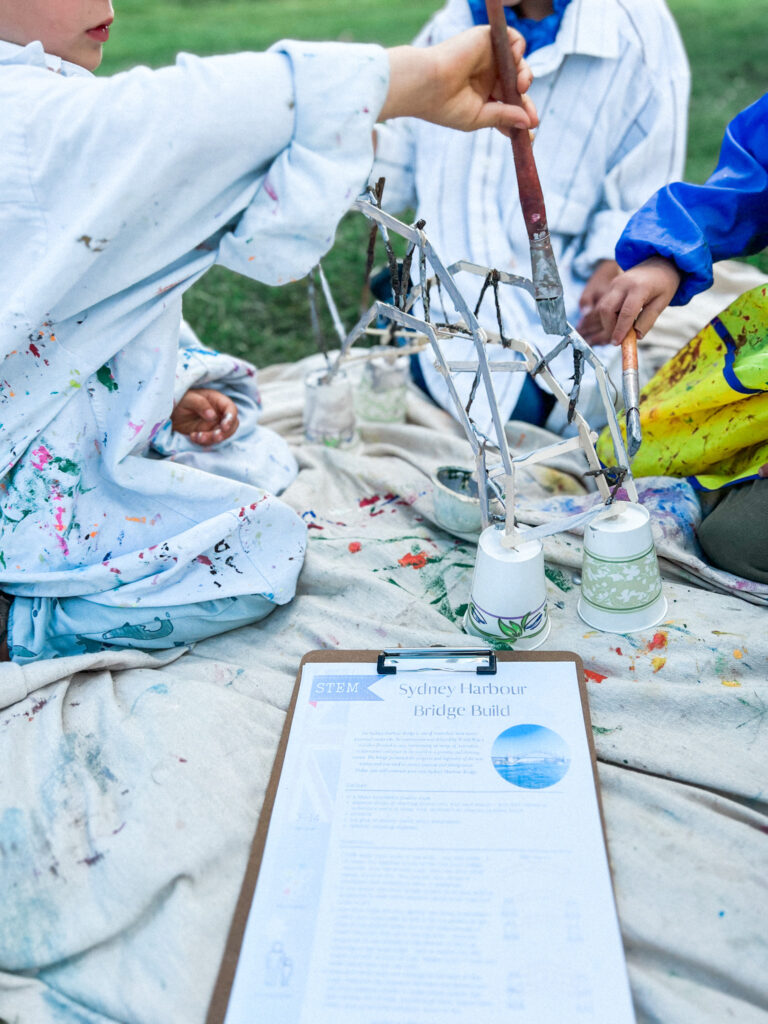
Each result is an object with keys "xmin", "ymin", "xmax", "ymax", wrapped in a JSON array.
[
  {"xmin": 648, "ymin": 631, "xmax": 668, "ymax": 651},
  {"xmin": 348, "ymin": 542, "xmax": 361, "ymax": 553},
  {"xmin": 584, "ymin": 670, "xmax": 607, "ymax": 684},
  {"xmin": 359, "ymin": 495, "xmax": 380, "ymax": 507},
  {"xmin": 29, "ymin": 343, "xmax": 40, "ymax": 358},
  {"xmin": 27, "ymin": 698, "xmax": 48, "ymax": 719},
  {"xmin": 197, "ymin": 555, "xmax": 212, "ymax": 566},
  {"xmin": 79, "ymin": 852, "xmax": 105, "ymax": 867},
  {"xmin": 613, "ymin": 646, "xmax": 623, "ymax": 656},
  {"xmin": 399, "ymin": 551, "xmax": 428, "ymax": 570},
  {"xmin": 264, "ymin": 178, "xmax": 278, "ymax": 201},
  {"xmin": 307, "ymin": 522, "xmax": 324, "ymax": 530}
]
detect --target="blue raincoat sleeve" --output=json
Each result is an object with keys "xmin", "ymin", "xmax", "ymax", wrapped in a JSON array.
[{"xmin": 615, "ymin": 93, "xmax": 768, "ymax": 305}]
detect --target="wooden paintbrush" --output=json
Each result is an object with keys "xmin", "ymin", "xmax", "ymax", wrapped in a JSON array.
[
  {"xmin": 621, "ymin": 326, "xmax": 642, "ymax": 458},
  {"xmin": 485, "ymin": 0, "xmax": 568, "ymax": 337}
]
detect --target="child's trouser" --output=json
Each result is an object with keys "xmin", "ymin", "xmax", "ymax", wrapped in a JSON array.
[
  {"xmin": 7, "ymin": 592, "xmax": 275, "ymax": 664},
  {"xmin": 697, "ymin": 477, "xmax": 768, "ymax": 583}
]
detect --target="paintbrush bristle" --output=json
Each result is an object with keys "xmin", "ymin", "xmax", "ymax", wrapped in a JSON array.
[
  {"xmin": 626, "ymin": 409, "xmax": 642, "ymax": 460},
  {"xmin": 536, "ymin": 296, "xmax": 569, "ymax": 336}
]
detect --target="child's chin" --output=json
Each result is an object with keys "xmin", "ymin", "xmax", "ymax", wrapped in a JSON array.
[{"xmin": 70, "ymin": 42, "xmax": 104, "ymax": 72}]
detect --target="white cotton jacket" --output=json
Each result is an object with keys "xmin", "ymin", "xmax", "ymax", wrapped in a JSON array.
[
  {"xmin": 373, "ymin": 0, "xmax": 690, "ymax": 428},
  {"xmin": 0, "ymin": 38, "xmax": 389, "ymax": 605}
]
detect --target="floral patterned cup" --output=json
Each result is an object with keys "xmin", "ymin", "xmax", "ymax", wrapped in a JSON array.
[
  {"xmin": 464, "ymin": 525, "xmax": 551, "ymax": 649},
  {"xmin": 578, "ymin": 501, "xmax": 666, "ymax": 633}
]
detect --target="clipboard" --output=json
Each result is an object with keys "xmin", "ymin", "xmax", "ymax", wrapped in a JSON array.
[{"xmin": 207, "ymin": 648, "xmax": 634, "ymax": 1024}]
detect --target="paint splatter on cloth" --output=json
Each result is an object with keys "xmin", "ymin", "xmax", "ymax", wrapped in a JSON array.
[{"xmin": 1, "ymin": 359, "xmax": 767, "ymax": 1024}]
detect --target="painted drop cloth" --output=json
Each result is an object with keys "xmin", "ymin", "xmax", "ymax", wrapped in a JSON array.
[{"xmin": 1, "ymin": 357, "xmax": 766, "ymax": 1024}]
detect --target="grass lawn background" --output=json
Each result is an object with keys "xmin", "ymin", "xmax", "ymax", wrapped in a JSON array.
[{"xmin": 100, "ymin": 0, "xmax": 768, "ymax": 366}]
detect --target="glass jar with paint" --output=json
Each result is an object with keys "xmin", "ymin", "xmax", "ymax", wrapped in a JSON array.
[
  {"xmin": 354, "ymin": 353, "xmax": 409, "ymax": 424},
  {"xmin": 303, "ymin": 368, "xmax": 356, "ymax": 448}
]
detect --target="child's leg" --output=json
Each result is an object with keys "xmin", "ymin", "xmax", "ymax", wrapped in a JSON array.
[
  {"xmin": 7, "ymin": 593, "xmax": 275, "ymax": 664},
  {"xmin": 697, "ymin": 479, "xmax": 768, "ymax": 583}
]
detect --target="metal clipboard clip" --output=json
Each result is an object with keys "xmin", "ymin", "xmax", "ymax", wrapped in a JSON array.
[{"xmin": 377, "ymin": 647, "xmax": 497, "ymax": 676}]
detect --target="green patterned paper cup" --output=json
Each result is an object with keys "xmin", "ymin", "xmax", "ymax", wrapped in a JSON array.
[
  {"xmin": 464, "ymin": 525, "xmax": 551, "ymax": 650},
  {"xmin": 578, "ymin": 501, "xmax": 666, "ymax": 633}
]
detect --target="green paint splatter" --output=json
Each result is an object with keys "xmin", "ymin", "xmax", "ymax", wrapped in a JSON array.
[
  {"xmin": 52, "ymin": 457, "xmax": 78, "ymax": 475},
  {"xmin": 592, "ymin": 725, "xmax": 623, "ymax": 736},
  {"xmin": 96, "ymin": 364, "xmax": 118, "ymax": 392},
  {"xmin": 0, "ymin": 551, "xmax": 5, "ymax": 569},
  {"xmin": 545, "ymin": 565, "xmax": 573, "ymax": 592}
]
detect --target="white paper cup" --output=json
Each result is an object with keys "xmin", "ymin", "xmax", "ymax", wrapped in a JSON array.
[
  {"xmin": 578, "ymin": 500, "xmax": 667, "ymax": 633},
  {"xmin": 303, "ymin": 369, "xmax": 356, "ymax": 447},
  {"xmin": 354, "ymin": 355, "xmax": 409, "ymax": 424},
  {"xmin": 464, "ymin": 525, "xmax": 550, "ymax": 649}
]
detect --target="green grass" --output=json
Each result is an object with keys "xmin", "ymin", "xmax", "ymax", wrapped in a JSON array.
[{"xmin": 100, "ymin": 0, "xmax": 768, "ymax": 365}]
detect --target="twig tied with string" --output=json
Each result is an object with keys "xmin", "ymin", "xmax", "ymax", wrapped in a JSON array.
[
  {"xmin": 363, "ymin": 178, "xmax": 402, "ymax": 309},
  {"xmin": 465, "ymin": 269, "xmax": 510, "ymax": 419},
  {"xmin": 361, "ymin": 177, "xmax": 386, "ymax": 306},
  {"xmin": 567, "ymin": 348, "xmax": 584, "ymax": 424}
]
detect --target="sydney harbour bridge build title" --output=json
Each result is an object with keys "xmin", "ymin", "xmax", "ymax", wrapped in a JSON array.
[{"xmin": 399, "ymin": 678, "xmax": 528, "ymax": 719}]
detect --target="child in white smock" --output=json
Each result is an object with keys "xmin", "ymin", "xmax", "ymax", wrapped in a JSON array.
[{"xmin": 0, "ymin": 0, "xmax": 536, "ymax": 663}]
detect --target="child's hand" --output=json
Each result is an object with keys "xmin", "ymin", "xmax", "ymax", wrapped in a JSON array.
[
  {"xmin": 170, "ymin": 388, "xmax": 239, "ymax": 446},
  {"xmin": 597, "ymin": 256, "xmax": 682, "ymax": 344},
  {"xmin": 576, "ymin": 260, "xmax": 621, "ymax": 345},
  {"xmin": 381, "ymin": 27, "xmax": 537, "ymax": 135}
]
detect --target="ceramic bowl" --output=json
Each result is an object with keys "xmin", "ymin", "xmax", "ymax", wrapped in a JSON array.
[{"xmin": 432, "ymin": 466, "xmax": 499, "ymax": 536}]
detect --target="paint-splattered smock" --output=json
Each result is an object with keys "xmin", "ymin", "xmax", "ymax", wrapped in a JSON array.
[
  {"xmin": 0, "ymin": 37, "xmax": 389, "ymax": 658},
  {"xmin": 596, "ymin": 94, "xmax": 768, "ymax": 490},
  {"xmin": 373, "ymin": 0, "xmax": 689, "ymax": 433}
]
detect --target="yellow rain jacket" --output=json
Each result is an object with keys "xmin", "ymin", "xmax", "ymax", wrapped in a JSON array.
[{"xmin": 597, "ymin": 283, "xmax": 768, "ymax": 491}]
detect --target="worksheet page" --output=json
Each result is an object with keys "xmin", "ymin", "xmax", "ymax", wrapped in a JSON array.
[{"xmin": 223, "ymin": 657, "xmax": 635, "ymax": 1024}]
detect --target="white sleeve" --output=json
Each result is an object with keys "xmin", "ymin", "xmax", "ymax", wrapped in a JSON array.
[
  {"xmin": 573, "ymin": 18, "xmax": 690, "ymax": 277},
  {"xmin": 217, "ymin": 40, "xmax": 390, "ymax": 284},
  {"xmin": 18, "ymin": 42, "xmax": 389, "ymax": 305},
  {"xmin": 370, "ymin": 117, "xmax": 418, "ymax": 213}
]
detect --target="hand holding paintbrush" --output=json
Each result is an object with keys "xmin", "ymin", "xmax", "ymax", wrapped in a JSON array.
[{"xmin": 484, "ymin": 0, "xmax": 568, "ymax": 337}]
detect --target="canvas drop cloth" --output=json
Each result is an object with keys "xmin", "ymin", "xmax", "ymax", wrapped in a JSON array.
[{"xmin": 0, "ymin": 354, "xmax": 766, "ymax": 1024}]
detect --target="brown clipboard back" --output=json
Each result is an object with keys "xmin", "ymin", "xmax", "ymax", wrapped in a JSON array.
[{"xmin": 207, "ymin": 648, "xmax": 601, "ymax": 1024}]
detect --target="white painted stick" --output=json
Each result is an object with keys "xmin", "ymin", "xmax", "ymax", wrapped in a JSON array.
[{"xmin": 501, "ymin": 468, "xmax": 517, "ymax": 547}]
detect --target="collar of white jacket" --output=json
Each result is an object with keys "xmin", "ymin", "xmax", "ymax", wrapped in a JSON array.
[{"xmin": 0, "ymin": 37, "xmax": 94, "ymax": 77}]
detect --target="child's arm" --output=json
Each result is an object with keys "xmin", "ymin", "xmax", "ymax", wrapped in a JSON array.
[
  {"xmin": 216, "ymin": 30, "xmax": 534, "ymax": 287},
  {"xmin": 572, "ymin": 3, "xmax": 690, "ymax": 345},
  {"xmin": 372, "ymin": 25, "xmax": 534, "ymax": 215},
  {"xmin": 381, "ymin": 28, "xmax": 534, "ymax": 133},
  {"xmin": 13, "ymin": 31, "xmax": 533, "ymax": 313},
  {"xmin": 598, "ymin": 93, "xmax": 768, "ymax": 342}
]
